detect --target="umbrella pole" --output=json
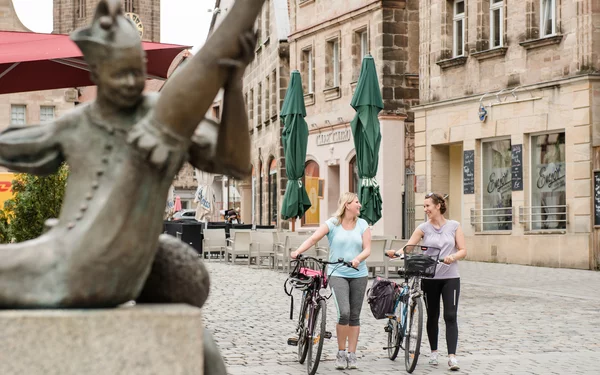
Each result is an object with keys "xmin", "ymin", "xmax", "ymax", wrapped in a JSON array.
[{"xmin": 291, "ymin": 218, "xmax": 296, "ymax": 232}]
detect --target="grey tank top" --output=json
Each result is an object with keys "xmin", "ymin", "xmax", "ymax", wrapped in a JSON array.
[{"xmin": 417, "ymin": 220, "xmax": 460, "ymax": 279}]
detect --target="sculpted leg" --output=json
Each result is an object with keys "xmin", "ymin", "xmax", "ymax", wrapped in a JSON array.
[{"xmin": 136, "ymin": 234, "xmax": 210, "ymax": 308}]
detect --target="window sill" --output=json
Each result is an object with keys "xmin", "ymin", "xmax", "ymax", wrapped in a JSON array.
[
  {"xmin": 304, "ymin": 92, "xmax": 315, "ymax": 106},
  {"xmin": 270, "ymin": 113, "xmax": 278, "ymax": 122},
  {"xmin": 519, "ymin": 35, "xmax": 563, "ymax": 50},
  {"xmin": 436, "ymin": 56, "xmax": 467, "ymax": 69},
  {"xmin": 299, "ymin": 0, "xmax": 315, "ymax": 7},
  {"xmin": 474, "ymin": 230, "xmax": 512, "ymax": 235},
  {"xmin": 323, "ymin": 86, "xmax": 341, "ymax": 101},
  {"xmin": 523, "ymin": 229, "xmax": 567, "ymax": 235},
  {"xmin": 255, "ymin": 43, "xmax": 262, "ymax": 54},
  {"xmin": 263, "ymin": 36, "xmax": 270, "ymax": 47},
  {"xmin": 471, "ymin": 47, "xmax": 507, "ymax": 61}
]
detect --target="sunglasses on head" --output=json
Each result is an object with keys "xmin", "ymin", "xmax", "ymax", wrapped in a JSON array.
[{"xmin": 426, "ymin": 192, "xmax": 438, "ymax": 198}]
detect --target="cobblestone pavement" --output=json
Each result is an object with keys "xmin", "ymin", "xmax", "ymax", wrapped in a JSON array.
[{"xmin": 202, "ymin": 260, "xmax": 600, "ymax": 375}]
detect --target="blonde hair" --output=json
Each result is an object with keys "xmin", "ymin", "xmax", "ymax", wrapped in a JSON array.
[{"xmin": 333, "ymin": 192, "xmax": 358, "ymax": 225}]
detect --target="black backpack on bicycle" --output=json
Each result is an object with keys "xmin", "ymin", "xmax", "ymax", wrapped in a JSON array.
[{"xmin": 367, "ymin": 277, "xmax": 396, "ymax": 320}]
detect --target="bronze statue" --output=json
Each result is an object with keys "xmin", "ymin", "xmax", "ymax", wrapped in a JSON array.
[{"xmin": 0, "ymin": 0, "xmax": 263, "ymax": 309}]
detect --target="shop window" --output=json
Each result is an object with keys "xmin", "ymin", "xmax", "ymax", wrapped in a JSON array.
[
  {"xmin": 453, "ymin": 0, "xmax": 466, "ymax": 57},
  {"xmin": 302, "ymin": 161, "xmax": 320, "ymax": 226},
  {"xmin": 268, "ymin": 157, "xmax": 278, "ymax": 225},
  {"xmin": 349, "ymin": 156, "xmax": 359, "ymax": 194},
  {"xmin": 530, "ymin": 133, "xmax": 566, "ymax": 230},
  {"xmin": 490, "ymin": 0, "xmax": 503, "ymax": 48},
  {"xmin": 540, "ymin": 0, "xmax": 556, "ymax": 37},
  {"xmin": 481, "ymin": 140, "xmax": 512, "ymax": 231}
]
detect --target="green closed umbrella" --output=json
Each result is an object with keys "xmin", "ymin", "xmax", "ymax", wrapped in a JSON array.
[
  {"xmin": 280, "ymin": 70, "xmax": 312, "ymax": 222},
  {"xmin": 350, "ymin": 55, "xmax": 383, "ymax": 225}
]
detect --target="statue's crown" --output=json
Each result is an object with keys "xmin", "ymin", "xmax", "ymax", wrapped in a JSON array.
[{"xmin": 70, "ymin": 0, "xmax": 142, "ymax": 65}]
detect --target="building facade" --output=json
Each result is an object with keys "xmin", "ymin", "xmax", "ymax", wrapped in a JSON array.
[
  {"xmin": 0, "ymin": 0, "xmax": 75, "ymax": 170},
  {"xmin": 414, "ymin": 0, "xmax": 600, "ymax": 269},
  {"xmin": 287, "ymin": 0, "xmax": 419, "ymax": 237}
]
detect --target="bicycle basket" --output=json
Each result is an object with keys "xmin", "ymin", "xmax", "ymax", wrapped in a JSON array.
[
  {"xmin": 403, "ymin": 245, "xmax": 441, "ymax": 278},
  {"xmin": 367, "ymin": 277, "xmax": 396, "ymax": 320}
]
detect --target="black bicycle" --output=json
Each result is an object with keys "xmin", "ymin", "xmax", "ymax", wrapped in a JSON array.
[
  {"xmin": 284, "ymin": 255, "xmax": 356, "ymax": 375},
  {"xmin": 383, "ymin": 245, "xmax": 443, "ymax": 373}
]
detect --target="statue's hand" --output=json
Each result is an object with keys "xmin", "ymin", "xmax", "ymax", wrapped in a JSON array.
[{"xmin": 218, "ymin": 30, "xmax": 257, "ymax": 85}]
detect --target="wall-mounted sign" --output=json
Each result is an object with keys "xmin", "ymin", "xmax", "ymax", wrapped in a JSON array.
[
  {"xmin": 478, "ymin": 104, "xmax": 488, "ymax": 122},
  {"xmin": 463, "ymin": 150, "xmax": 475, "ymax": 194},
  {"xmin": 511, "ymin": 144, "xmax": 523, "ymax": 191},
  {"xmin": 316, "ymin": 129, "xmax": 351, "ymax": 146}
]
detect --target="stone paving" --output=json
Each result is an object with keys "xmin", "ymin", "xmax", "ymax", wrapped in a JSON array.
[{"xmin": 202, "ymin": 260, "xmax": 600, "ymax": 375}]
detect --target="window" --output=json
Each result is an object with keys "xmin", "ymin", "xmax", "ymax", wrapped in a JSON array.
[
  {"xmin": 76, "ymin": 0, "xmax": 86, "ymax": 18},
  {"xmin": 481, "ymin": 140, "xmax": 512, "ymax": 231},
  {"xmin": 10, "ymin": 105, "xmax": 26, "ymax": 126},
  {"xmin": 349, "ymin": 156, "xmax": 359, "ymax": 194},
  {"xmin": 124, "ymin": 0, "xmax": 136, "ymax": 13},
  {"xmin": 227, "ymin": 178, "xmax": 241, "ymax": 218},
  {"xmin": 353, "ymin": 28, "xmax": 368, "ymax": 81},
  {"xmin": 326, "ymin": 39, "xmax": 340, "ymax": 88},
  {"xmin": 490, "ymin": 0, "xmax": 503, "ymax": 48},
  {"xmin": 257, "ymin": 83, "xmax": 263, "ymax": 124},
  {"xmin": 302, "ymin": 161, "xmax": 320, "ymax": 226},
  {"xmin": 360, "ymin": 31, "xmax": 368, "ymax": 58},
  {"xmin": 249, "ymin": 88, "xmax": 254, "ymax": 122},
  {"xmin": 264, "ymin": 0, "xmax": 270, "ymax": 40},
  {"xmin": 259, "ymin": 160, "xmax": 263, "ymax": 224},
  {"xmin": 453, "ymin": 0, "xmax": 465, "ymax": 57},
  {"xmin": 530, "ymin": 133, "xmax": 566, "ymax": 230},
  {"xmin": 251, "ymin": 166, "xmax": 256, "ymax": 224},
  {"xmin": 301, "ymin": 48, "xmax": 314, "ymax": 94},
  {"xmin": 268, "ymin": 158, "xmax": 277, "ymax": 225},
  {"xmin": 540, "ymin": 0, "xmax": 556, "ymax": 37},
  {"xmin": 270, "ymin": 70, "xmax": 277, "ymax": 117},
  {"xmin": 40, "ymin": 106, "xmax": 55, "ymax": 123},
  {"xmin": 265, "ymin": 75, "xmax": 270, "ymax": 122},
  {"xmin": 212, "ymin": 105, "xmax": 220, "ymax": 121}
]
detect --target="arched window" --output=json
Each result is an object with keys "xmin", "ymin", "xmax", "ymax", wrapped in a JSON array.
[
  {"xmin": 302, "ymin": 161, "xmax": 320, "ymax": 226},
  {"xmin": 349, "ymin": 155, "xmax": 359, "ymax": 193},
  {"xmin": 268, "ymin": 157, "xmax": 278, "ymax": 225}
]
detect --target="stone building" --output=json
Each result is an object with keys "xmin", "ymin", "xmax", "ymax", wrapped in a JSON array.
[
  {"xmin": 414, "ymin": 0, "xmax": 600, "ymax": 269},
  {"xmin": 287, "ymin": 0, "xmax": 419, "ymax": 237},
  {"xmin": 0, "ymin": 0, "xmax": 75, "ymax": 173}
]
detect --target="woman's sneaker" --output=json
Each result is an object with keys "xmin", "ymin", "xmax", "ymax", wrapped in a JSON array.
[
  {"xmin": 448, "ymin": 356, "xmax": 460, "ymax": 371},
  {"xmin": 428, "ymin": 352, "xmax": 438, "ymax": 365},
  {"xmin": 335, "ymin": 351, "xmax": 347, "ymax": 370},
  {"xmin": 347, "ymin": 352, "xmax": 358, "ymax": 369}
]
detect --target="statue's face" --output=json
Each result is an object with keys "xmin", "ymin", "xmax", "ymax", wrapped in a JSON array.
[{"xmin": 94, "ymin": 50, "xmax": 146, "ymax": 109}]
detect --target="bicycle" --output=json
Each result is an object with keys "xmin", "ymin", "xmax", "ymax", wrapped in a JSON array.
[
  {"xmin": 383, "ymin": 244, "xmax": 443, "ymax": 373},
  {"xmin": 284, "ymin": 254, "xmax": 356, "ymax": 375}
]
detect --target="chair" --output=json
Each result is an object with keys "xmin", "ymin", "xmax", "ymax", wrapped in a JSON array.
[
  {"xmin": 230, "ymin": 228, "xmax": 251, "ymax": 242},
  {"xmin": 202, "ymin": 228, "xmax": 227, "ymax": 260},
  {"xmin": 249, "ymin": 231, "xmax": 275, "ymax": 268},
  {"xmin": 274, "ymin": 233, "xmax": 311, "ymax": 272},
  {"xmin": 223, "ymin": 231, "xmax": 251, "ymax": 264},
  {"xmin": 367, "ymin": 239, "xmax": 389, "ymax": 278}
]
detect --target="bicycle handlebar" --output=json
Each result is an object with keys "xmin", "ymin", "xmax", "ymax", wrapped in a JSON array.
[
  {"xmin": 385, "ymin": 252, "xmax": 447, "ymax": 264},
  {"xmin": 294, "ymin": 254, "xmax": 359, "ymax": 270}
]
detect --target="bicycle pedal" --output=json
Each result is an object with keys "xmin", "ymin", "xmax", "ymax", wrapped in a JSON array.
[
  {"xmin": 324, "ymin": 331, "xmax": 332, "ymax": 339},
  {"xmin": 287, "ymin": 337, "xmax": 299, "ymax": 346}
]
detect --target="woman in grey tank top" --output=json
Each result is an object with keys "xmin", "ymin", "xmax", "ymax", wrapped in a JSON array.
[{"xmin": 387, "ymin": 192, "xmax": 467, "ymax": 371}]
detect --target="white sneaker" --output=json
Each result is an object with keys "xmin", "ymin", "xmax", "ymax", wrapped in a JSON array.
[
  {"xmin": 335, "ymin": 351, "xmax": 347, "ymax": 370},
  {"xmin": 347, "ymin": 352, "xmax": 358, "ymax": 369},
  {"xmin": 428, "ymin": 352, "xmax": 438, "ymax": 365},
  {"xmin": 448, "ymin": 356, "xmax": 460, "ymax": 371}
]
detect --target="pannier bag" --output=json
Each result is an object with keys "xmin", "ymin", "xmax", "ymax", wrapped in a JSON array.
[{"xmin": 367, "ymin": 277, "xmax": 396, "ymax": 320}]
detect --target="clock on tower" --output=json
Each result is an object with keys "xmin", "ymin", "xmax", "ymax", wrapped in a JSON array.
[{"xmin": 124, "ymin": 12, "xmax": 144, "ymax": 39}]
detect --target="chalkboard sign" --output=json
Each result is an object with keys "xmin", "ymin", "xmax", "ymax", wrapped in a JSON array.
[
  {"xmin": 463, "ymin": 150, "xmax": 475, "ymax": 194},
  {"xmin": 511, "ymin": 144, "xmax": 523, "ymax": 191},
  {"xmin": 594, "ymin": 171, "xmax": 600, "ymax": 226}
]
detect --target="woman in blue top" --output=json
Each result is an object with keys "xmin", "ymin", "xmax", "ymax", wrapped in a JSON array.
[{"xmin": 291, "ymin": 192, "xmax": 371, "ymax": 370}]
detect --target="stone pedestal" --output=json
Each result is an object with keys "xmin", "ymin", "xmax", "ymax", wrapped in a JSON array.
[{"xmin": 0, "ymin": 304, "xmax": 203, "ymax": 375}]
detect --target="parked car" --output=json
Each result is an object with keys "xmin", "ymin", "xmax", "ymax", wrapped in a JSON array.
[{"xmin": 172, "ymin": 209, "xmax": 197, "ymax": 221}]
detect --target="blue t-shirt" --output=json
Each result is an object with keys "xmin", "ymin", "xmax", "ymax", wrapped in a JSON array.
[{"xmin": 325, "ymin": 217, "xmax": 369, "ymax": 278}]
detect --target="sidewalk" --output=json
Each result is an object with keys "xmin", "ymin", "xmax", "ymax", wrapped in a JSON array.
[{"xmin": 202, "ymin": 260, "xmax": 600, "ymax": 375}]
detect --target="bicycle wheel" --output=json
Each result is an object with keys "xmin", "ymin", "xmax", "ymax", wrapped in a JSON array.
[
  {"xmin": 404, "ymin": 296, "xmax": 423, "ymax": 373},
  {"xmin": 297, "ymin": 292, "xmax": 309, "ymax": 364},
  {"xmin": 306, "ymin": 299, "xmax": 326, "ymax": 375},
  {"xmin": 387, "ymin": 298, "xmax": 403, "ymax": 360}
]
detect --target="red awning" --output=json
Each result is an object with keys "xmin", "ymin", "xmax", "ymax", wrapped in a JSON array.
[{"xmin": 0, "ymin": 31, "xmax": 190, "ymax": 95}]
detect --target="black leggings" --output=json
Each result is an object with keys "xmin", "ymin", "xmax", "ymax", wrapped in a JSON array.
[{"xmin": 421, "ymin": 278, "xmax": 460, "ymax": 355}]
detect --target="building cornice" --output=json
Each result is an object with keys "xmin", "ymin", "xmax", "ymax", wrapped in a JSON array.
[
  {"xmin": 289, "ymin": 0, "xmax": 382, "ymax": 41},
  {"xmin": 413, "ymin": 74, "xmax": 600, "ymax": 111}
]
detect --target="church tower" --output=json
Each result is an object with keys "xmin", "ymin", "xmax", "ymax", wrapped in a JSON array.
[{"xmin": 53, "ymin": 0, "xmax": 160, "ymax": 42}]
